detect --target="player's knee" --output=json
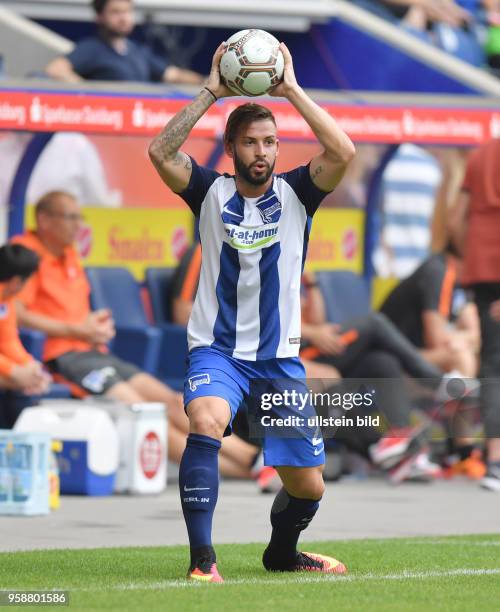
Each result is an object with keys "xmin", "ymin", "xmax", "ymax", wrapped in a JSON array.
[
  {"xmin": 301, "ymin": 482, "xmax": 325, "ymax": 501},
  {"xmin": 310, "ymin": 477, "xmax": 326, "ymax": 500},
  {"xmin": 290, "ymin": 472, "xmax": 325, "ymax": 500},
  {"xmin": 188, "ymin": 405, "xmax": 227, "ymax": 440}
]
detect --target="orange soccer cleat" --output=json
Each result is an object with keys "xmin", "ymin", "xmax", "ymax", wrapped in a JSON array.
[
  {"xmin": 293, "ymin": 552, "xmax": 347, "ymax": 574},
  {"xmin": 187, "ymin": 559, "xmax": 224, "ymax": 583}
]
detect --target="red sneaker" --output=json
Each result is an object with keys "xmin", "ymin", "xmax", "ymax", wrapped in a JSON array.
[
  {"xmin": 369, "ymin": 425, "xmax": 428, "ymax": 469},
  {"xmin": 389, "ymin": 451, "xmax": 442, "ymax": 484},
  {"xmin": 256, "ymin": 466, "xmax": 281, "ymax": 494}
]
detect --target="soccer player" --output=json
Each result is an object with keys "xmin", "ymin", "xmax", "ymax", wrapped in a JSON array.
[{"xmin": 149, "ymin": 42, "xmax": 355, "ymax": 582}]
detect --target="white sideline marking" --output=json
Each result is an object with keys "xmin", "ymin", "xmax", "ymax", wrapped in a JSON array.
[{"xmin": 71, "ymin": 567, "xmax": 500, "ymax": 591}]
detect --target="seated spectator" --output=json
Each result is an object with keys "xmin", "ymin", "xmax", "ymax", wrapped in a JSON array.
[
  {"xmin": 11, "ymin": 191, "xmax": 262, "ymax": 478},
  {"xmin": 380, "ymin": 246, "xmax": 480, "ymax": 376},
  {"xmin": 0, "ymin": 244, "xmax": 50, "ymax": 396},
  {"xmin": 357, "ymin": 0, "xmax": 471, "ymax": 28},
  {"xmin": 45, "ymin": 0, "xmax": 203, "ymax": 85},
  {"xmin": 299, "ymin": 271, "xmax": 450, "ymax": 482},
  {"xmin": 303, "ymin": 270, "xmax": 485, "ymax": 479},
  {"xmin": 380, "ymin": 0, "xmax": 471, "ymax": 28},
  {"xmin": 357, "ymin": 0, "xmax": 486, "ymax": 66},
  {"xmin": 380, "ymin": 246, "xmax": 484, "ymax": 474}
]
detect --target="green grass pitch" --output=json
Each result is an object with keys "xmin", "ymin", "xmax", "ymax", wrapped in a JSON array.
[{"xmin": 1, "ymin": 535, "xmax": 499, "ymax": 611}]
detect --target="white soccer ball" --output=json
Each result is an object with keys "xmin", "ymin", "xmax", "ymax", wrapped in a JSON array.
[{"xmin": 220, "ymin": 29, "xmax": 284, "ymax": 97}]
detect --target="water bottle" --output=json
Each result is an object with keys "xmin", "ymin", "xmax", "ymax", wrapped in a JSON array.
[
  {"xmin": 11, "ymin": 444, "xmax": 32, "ymax": 503},
  {"xmin": 0, "ymin": 443, "xmax": 10, "ymax": 502}
]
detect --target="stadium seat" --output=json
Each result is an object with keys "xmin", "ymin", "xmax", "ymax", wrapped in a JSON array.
[
  {"xmin": 145, "ymin": 267, "xmax": 188, "ymax": 391},
  {"xmin": 145, "ymin": 267, "xmax": 176, "ymax": 325},
  {"xmin": 316, "ymin": 270, "xmax": 371, "ymax": 324},
  {"xmin": 19, "ymin": 328, "xmax": 46, "ymax": 361},
  {"xmin": 85, "ymin": 267, "xmax": 162, "ymax": 375},
  {"xmin": 156, "ymin": 323, "xmax": 189, "ymax": 391}
]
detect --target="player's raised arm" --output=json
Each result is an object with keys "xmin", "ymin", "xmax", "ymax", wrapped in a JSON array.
[
  {"xmin": 149, "ymin": 42, "xmax": 234, "ymax": 193},
  {"xmin": 270, "ymin": 43, "xmax": 355, "ymax": 192}
]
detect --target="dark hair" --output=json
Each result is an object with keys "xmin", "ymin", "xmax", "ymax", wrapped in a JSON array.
[
  {"xmin": 92, "ymin": 0, "xmax": 130, "ymax": 14},
  {"xmin": 0, "ymin": 244, "xmax": 39, "ymax": 282},
  {"xmin": 223, "ymin": 103, "xmax": 276, "ymax": 147}
]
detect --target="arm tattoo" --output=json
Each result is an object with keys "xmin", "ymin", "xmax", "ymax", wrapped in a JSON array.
[
  {"xmin": 150, "ymin": 90, "xmax": 213, "ymax": 163},
  {"xmin": 172, "ymin": 152, "xmax": 193, "ymax": 170},
  {"xmin": 311, "ymin": 165, "xmax": 323, "ymax": 179}
]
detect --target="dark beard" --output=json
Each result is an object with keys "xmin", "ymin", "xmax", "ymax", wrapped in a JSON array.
[
  {"xmin": 99, "ymin": 24, "xmax": 130, "ymax": 40},
  {"xmin": 234, "ymin": 153, "xmax": 275, "ymax": 186}
]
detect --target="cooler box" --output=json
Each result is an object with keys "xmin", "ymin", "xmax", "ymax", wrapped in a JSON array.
[
  {"xmin": 105, "ymin": 402, "xmax": 168, "ymax": 495},
  {"xmin": 0, "ymin": 430, "xmax": 50, "ymax": 515},
  {"xmin": 14, "ymin": 405, "xmax": 119, "ymax": 496}
]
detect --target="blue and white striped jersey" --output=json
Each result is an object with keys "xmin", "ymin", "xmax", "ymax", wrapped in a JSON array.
[{"xmin": 179, "ymin": 157, "xmax": 329, "ymax": 361}]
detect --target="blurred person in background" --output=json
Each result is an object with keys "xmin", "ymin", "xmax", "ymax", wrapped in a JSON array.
[
  {"xmin": 0, "ymin": 244, "xmax": 50, "ymax": 396},
  {"xmin": 300, "ymin": 271, "xmax": 464, "ymax": 483},
  {"xmin": 10, "ymin": 191, "xmax": 263, "ymax": 478},
  {"xmin": 374, "ymin": 144, "xmax": 442, "ymax": 279},
  {"xmin": 0, "ymin": 132, "xmax": 121, "ymax": 215},
  {"xmin": 356, "ymin": 0, "xmax": 488, "ymax": 68},
  {"xmin": 449, "ymin": 137, "xmax": 500, "ymax": 492},
  {"xmin": 380, "ymin": 245, "xmax": 479, "ymax": 377},
  {"xmin": 380, "ymin": 245, "xmax": 482, "ymax": 474},
  {"xmin": 356, "ymin": 0, "xmax": 471, "ymax": 28},
  {"xmin": 379, "ymin": 142, "xmax": 484, "ymax": 477},
  {"xmin": 383, "ymin": 0, "xmax": 471, "ymax": 28},
  {"xmin": 45, "ymin": 0, "xmax": 203, "ymax": 85}
]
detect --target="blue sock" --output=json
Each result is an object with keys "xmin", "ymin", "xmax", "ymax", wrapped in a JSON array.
[
  {"xmin": 263, "ymin": 488, "xmax": 320, "ymax": 570},
  {"xmin": 179, "ymin": 433, "xmax": 221, "ymax": 565}
]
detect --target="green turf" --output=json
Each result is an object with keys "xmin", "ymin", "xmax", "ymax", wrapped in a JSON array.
[{"xmin": 1, "ymin": 535, "xmax": 499, "ymax": 611}]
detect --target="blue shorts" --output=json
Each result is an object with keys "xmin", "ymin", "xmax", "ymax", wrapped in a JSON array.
[{"xmin": 184, "ymin": 346, "xmax": 325, "ymax": 468}]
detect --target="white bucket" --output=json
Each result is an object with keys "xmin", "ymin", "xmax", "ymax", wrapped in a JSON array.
[{"xmin": 104, "ymin": 402, "xmax": 168, "ymax": 495}]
